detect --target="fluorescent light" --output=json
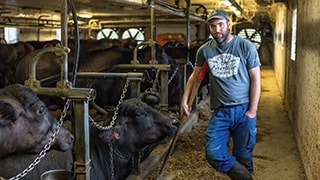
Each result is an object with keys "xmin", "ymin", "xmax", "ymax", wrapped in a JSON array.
[
  {"xmin": 221, "ymin": 0, "xmax": 232, "ymax": 6},
  {"xmin": 229, "ymin": 6, "xmax": 237, "ymax": 11},
  {"xmin": 234, "ymin": 10, "xmax": 241, "ymax": 15},
  {"xmin": 78, "ymin": 13, "xmax": 92, "ymax": 18}
]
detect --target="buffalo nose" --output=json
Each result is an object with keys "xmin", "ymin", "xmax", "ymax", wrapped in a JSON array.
[{"xmin": 172, "ymin": 118, "xmax": 179, "ymax": 126}]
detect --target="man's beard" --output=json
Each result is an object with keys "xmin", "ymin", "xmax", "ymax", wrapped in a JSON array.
[{"xmin": 214, "ymin": 31, "xmax": 230, "ymax": 45}]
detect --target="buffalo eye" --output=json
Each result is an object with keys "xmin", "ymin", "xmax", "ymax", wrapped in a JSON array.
[
  {"xmin": 135, "ymin": 111, "xmax": 145, "ymax": 119},
  {"xmin": 37, "ymin": 106, "xmax": 47, "ymax": 116}
]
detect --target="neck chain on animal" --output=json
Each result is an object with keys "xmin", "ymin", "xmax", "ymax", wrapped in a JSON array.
[{"xmin": 111, "ymin": 144, "xmax": 129, "ymax": 160}]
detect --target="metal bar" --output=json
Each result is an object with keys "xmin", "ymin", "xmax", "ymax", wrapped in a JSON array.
[
  {"xmin": 133, "ymin": 40, "xmax": 156, "ymax": 63},
  {"xmin": 113, "ymin": 64, "xmax": 171, "ymax": 71},
  {"xmin": 107, "ymin": 0, "xmax": 204, "ymax": 21},
  {"xmin": 60, "ymin": 0, "xmax": 69, "ymax": 83},
  {"xmin": 228, "ymin": 0, "xmax": 245, "ymax": 14},
  {"xmin": 25, "ymin": 47, "xmax": 65, "ymax": 87},
  {"xmin": 150, "ymin": 0, "xmax": 156, "ymax": 63},
  {"xmin": 39, "ymin": 72, "xmax": 143, "ymax": 87},
  {"xmin": 176, "ymin": 59, "xmax": 187, "ymax": 108},
  {"xmin": 31, "ymin": 87, "xmax": 96, "ymax": 101},
  {"xmin": 159, "ymin": 70, "xmax": 168, "ymax": 111},
  {"xmin": 228, "ymin": 0, "xmax": 251, "ymax": 20},
  {"xmin": 73, "ymin": 100, "xmax": 91, "ymax": 180},
  {"xmin": 129, "ymin": 80, "xmax": 141, "ymax": 98},
  {"xmin": 98, "ymin": 18, "xmax": 202, "ymax": 26},
  {"xmin": 185, "ymin": 0, "xmax": 191, "ymax": 93}
]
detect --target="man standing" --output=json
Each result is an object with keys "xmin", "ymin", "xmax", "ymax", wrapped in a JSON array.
[{"xmin": 180, "ymin": 9, "xmax": 261, "ymax": 180}]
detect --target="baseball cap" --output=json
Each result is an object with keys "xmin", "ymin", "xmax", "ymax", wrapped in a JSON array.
[{"xmin": 207, "ymin": 9, "xmax": 230, "ymax": 22}]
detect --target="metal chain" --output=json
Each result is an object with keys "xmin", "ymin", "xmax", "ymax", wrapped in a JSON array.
[
  {"xmin": 8, "ymin": 99, "xmax": 71, "ymax": 180},
  {"xmin": 167, "ymin": 66, "xmax": 179, "ymax": 85},
  {"xmin": 90, "ymin": 79, "xmax": 130, "ymax": 131},
  {"xmin": 90, "ymin": 79, "xmax": 131, "ymax": 180},
  {"xmin": 108, "ymin": 142, "xmax": 115, "ymax": 180},
  {"xmin": 186, "ymin": 60, "xmax": 194, "ymax": 69}
]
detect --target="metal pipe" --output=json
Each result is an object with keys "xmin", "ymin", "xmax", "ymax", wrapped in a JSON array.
[
  {"xmin": 40, "ymin": 72, "xmax": 144, "ymax": 86},
  {"xmin": 228, "ymin": 0, "xmax": 251, "ymax": 20},
  {"xmin": 60, "ymin": 0, "xmax": 69, "ymax": 83},
  {"xmin": 25, "ymin": 46, "xmax": 66, "ymax": 88},
  {"xmin": 73, "ymin": 100, "xmax": 91, "ymax": 180},
  {"xmin": 113, "ymin": 64, "xmax": 171, "ymax": 71},
  {"xmin": 228, "ymin": 0, "xmax": 245, "ymax": 14},
  {"xmin": 150, "ymin": 0, "xmax": 156, "ymax": 63},
  {"xmin": 107, "ymin": 0, "xmax": 204, "ymax": 21},
  {"xmin": 153, "ymin": 3, "xmax": 203, "ymax": 21},
  {"xmin": 184, "ymin": 0, "xmax": 191, "ymax": 99},
  {"xmin": 132, "ymin": 40, "xmax": 157, "ymax": 64},
  {"xmin": 99, "ymin": 18, "xmax": 202, "ymax": 26},
  {"xmin": 32, "ymin": 86, "xmax": 96, "ymax": 101}
]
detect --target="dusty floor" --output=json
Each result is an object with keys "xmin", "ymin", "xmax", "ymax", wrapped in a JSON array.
[{"xmin": 146, "ymin": 66, "xmax": 306, "ymax": 180}]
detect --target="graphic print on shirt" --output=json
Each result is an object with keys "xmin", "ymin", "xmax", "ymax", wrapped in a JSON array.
[{"xmin": 207, "ymin": 53, "xmax": 240, "ymax": 78}]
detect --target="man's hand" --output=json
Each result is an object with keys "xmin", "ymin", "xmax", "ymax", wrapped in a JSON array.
[
  {"xmin": 245, "ymin": 109, "xmax": 257, "ymax": 118},
  {"xmin": 180, "ymin": 102, "xmax": 191, "ymax": 117}
]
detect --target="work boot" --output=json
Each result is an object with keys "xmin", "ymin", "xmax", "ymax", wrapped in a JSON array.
[{"xmin": 227, "ymin": 162, "xmax": 253, "ymax": 180}]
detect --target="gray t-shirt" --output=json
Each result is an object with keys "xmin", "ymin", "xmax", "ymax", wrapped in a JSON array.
[{"xmin": 196, "ymin": 36, "xmax": 261, "ymax": 110}]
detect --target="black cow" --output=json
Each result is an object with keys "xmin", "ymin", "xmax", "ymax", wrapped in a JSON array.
[
  {"xmin": 0, "ymin": 42, "xmax": 34, "ymax": 87},
  {"xmin": 90, "ymin": 98, "xmax": 177, "ymax": 179},
  {"xmin": 68, "ymin": 38, "xmax": 137, "ymax": 54},
  {"xmin": 164, "ymin": 42, "xmax": 210, "ymax": 101},
  {"xmin": 14, "ymin": 45, "xmax": 134, "ymax": 110},
  {"xmin": 91, "ymin": 44, "xmax": 180, "ymax": 110},
  {"xmin": 0, "ymin": 98, "xmax": 176, "ymax": 180},
  {"xmin": 14, "ymin": 45, "xmax": 133, "ymax": 85},
  {"xmin": 14, "ymin": 42, "xmax": 180, "ymax": 111},
  {"xmin": 0, "ymin": 84, "xmax": 74, "ymax": 158}
]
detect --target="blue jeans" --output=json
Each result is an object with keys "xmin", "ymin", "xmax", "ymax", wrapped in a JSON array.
[{"xmin": 205, "ymin": 103, "xmax": 257, "ymax": 173}]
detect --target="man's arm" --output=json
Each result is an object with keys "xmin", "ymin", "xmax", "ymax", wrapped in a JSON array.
[
  {"xmin": 180, "ymin": 66, "xmax": 203, "ymax": 116},
  {"xmin": 246, "ymin": 66, "xmax": 261, "ymax": 118}
]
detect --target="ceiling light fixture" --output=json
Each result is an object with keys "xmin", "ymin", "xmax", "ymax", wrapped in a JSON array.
[
  {"xmin": 221, "ymin": 0, "xmax": 232, "ymax": 7},
  {"xmin": 220, "ymin": 0, "xmax": 246, "ymax": 18},
  {"xmin": 78, "ymin": 13, "xmax": 92, "ymax": 19}
]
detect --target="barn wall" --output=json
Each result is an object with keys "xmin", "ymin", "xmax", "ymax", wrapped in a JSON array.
[
  {"xmin": 156, "ymin": 23, "xmax": 198, "ymax": 41},
  {"xmin": 8, "ymin": 23, "xmax": 199, "ymax": 44},
  {"xmin": 273, "ymin": 3, "xmax": 287, "ymax": 98},
  {"xmin": 19, "ymin": 28, "xmax": 59, "ymax": 41},
  {"xmin": 285, "ymin": 0, "xmax": 320, "ymax": 179}
]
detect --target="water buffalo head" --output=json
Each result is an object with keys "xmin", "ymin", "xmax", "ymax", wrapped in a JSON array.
[
  {"xmin": 100, "ymin": 98, "xmax": 177, "ymax": 153},
  {"xmin": 0, "ymin": 84, "xmax": 74, "ymax": 158}
]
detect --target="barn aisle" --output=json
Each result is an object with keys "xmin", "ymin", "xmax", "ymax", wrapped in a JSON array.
[
  {"xmin": 146, "ymin": 66, "xmax": 306, "ymax": 180},
  {"xmin": 251, "ymin": 66, "xmax": 306, "ymax": 179}
]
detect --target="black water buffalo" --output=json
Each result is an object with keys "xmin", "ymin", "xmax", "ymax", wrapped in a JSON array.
[
  {"xmin": 164, "ymin": 41, "xmax": 211, "ymax": 101},
  {"xmin": 68, "ymin": 38, "xmax": 137, "ymax": 54},
  {"xmin": 14, "ymin": 45, "xmax": 133, "ymax": 85},
  {"xmin": 0, "ymin": 84, "xmax": 74, "ymax": 158},
  {"xmin": 14, "ymin": 45, "xmax": 134, "ymax": 110},
  {"xmin": 0, "ymin": 98, "xmax": 176, "ymax": 180},
  {"xmin": 89, "ymin": 98, "xmax": 177, "ymax": 179},
  {"xmin": 14, "ymin": 42, "xmax": 180, "ymax": 112},
  {"xmin": 0, "ymin": 42, "xmax": 34, "ymax": 87},
  {"xmin": 91, "ymin": 44, "xmax": 181, "ymax": 109},
  {"xmin": 26, "ymin": 39, "xmax": 61, "ymax": 50}
]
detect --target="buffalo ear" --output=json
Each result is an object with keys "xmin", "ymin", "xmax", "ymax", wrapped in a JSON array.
[
  {"xmin": 0, "ymin": 101, "xmax": 16, "ymax": 127},
  {"xmin": 99, "ymin": 126, "xmax": 124, "ymax": 142}
]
